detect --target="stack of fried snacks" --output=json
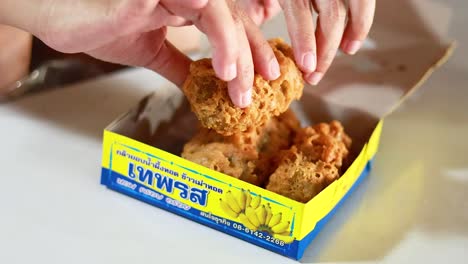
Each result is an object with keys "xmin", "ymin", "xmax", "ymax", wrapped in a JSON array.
[{"xmin": 181, "ymin": 39, "xmax": 352, "ymax": 202}]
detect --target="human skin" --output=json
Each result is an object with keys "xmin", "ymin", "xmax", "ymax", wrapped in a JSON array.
[{"xmin": 0, "ymin": 0, "xmax": 375, "ymax": 107}]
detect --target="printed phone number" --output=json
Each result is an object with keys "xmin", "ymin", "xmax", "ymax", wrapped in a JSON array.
[{"xmin": 231, "ymin": 222, "xmax": 286, "ymax": 246}]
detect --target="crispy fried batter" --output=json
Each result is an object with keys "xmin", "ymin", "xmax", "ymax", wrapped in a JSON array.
[
  {"xmin": 181, "ymin": 110, "xmax": 300, "ymax": 186},
  {"xmin": 266, "ymin": 147, "xmax": 339, "ymax": 203},
  {"xmin": 182, "ymin": 38, "xmax": 304, "ymax": 136},
  {"xmin": 294, "ymin": 121, "xmax": 352, "ymax": 170},
  {"xmin": 254, "ymin": 110, "xmax": 300, "ymax": 184},
  {"xmin": 182, "ymin": 142, "xmax": 259, "ymax": 185},
  {"xmin": 266, "ymin": 121, "xmax": 352, "ymax": 202}
]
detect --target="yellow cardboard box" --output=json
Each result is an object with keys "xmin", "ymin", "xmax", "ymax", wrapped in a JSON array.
[{"xmin": 100, "ymin": 14, "xmax": 454, "ymax": 259}]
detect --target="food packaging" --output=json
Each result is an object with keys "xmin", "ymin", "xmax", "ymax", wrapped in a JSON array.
[{"xmin": 99, "ymin": 3, "xmax": 454, "ymax": 259}]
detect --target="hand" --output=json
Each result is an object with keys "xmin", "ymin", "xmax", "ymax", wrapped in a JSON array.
[
  {"xmin": 1, "ymin": 0, "xmax": 280, "ymax": 108},
  {"xmin": 238, "ymin": 0, "xmax": 376, "ymax": 85}
]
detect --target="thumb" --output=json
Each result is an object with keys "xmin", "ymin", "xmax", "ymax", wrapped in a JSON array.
[
  {"xmin": 87, "ymin": 28, "xmax": 191, "ymax": 87},
  {"xmin": 147, "ymin": 39, "xmax": 193, "ymax": 88}
]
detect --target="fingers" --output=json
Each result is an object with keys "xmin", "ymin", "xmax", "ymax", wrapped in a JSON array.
[
  {"xmin": 228, "ymin": 31, "xmax": 254, "ymax": 108},
  {"xmin": 237, "ymin": 0, "xmax": 282, "ymax": 25},
  {"xmin": 226, "ymin": 2, "xmax": 280, "ymax": 108},
  {"xmin": 148, "ymin": 40, "xmax": 193, "ymax": 87},
  {"xmin": 163, "ymin": 0, "xmax": 239, "ymax": 82},
  {"xmin": 237, "ymin": 5, "xmax": 280, "ymax": 81},
  {"xmin": 304, "ymin": 0, "xmax": 347, "ymax": 85},
  {"xmin": 165, "ymin": 0, "xmax": 272, "ymax": 107},
  {"xmin": 227, "ymin": 9, "xmax": 255, "ymax": 108},
  {"xmin": 340, "ymin": 0, "xmax": 376, "ymax": 54},
  {"xmin": 279, "ymin": 0, "xmax": 317, "ymax": 74}
]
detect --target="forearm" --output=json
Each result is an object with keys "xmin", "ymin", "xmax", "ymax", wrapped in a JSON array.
[{"xmin": 0, "ymin": 0, "xmax": 45, "ymax": 34}]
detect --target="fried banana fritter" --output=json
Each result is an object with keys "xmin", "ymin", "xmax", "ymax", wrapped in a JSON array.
[
  {"xmin": 266, "ymin": 121, "xmax": 352, "ymax": 202},
  {"xmin": 181, "ymin": 110, "xmax": 300, "ymax": 186},
  {"xmin": 294, "ymin": 120, "xmax": 352, "ymax": 170},
  {"xmin": 254, "ymin": 109, "xmax": 300, "ymax": 184},
  {"xmin": 182, "ymin": 142, "xmax": 259, "ymax": 185},
  {"xmin": 265, "ymin": 147, "xmax": 339, "ymax": 203},
  {"xmin": 182, "ymin": 38, "xmax": 304, "ymax": 136}
]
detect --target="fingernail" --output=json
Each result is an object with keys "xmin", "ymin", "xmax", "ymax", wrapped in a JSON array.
[
  {"xmin": 306, "ymin": 72, "xmax": 323, "ymax": 86},
  {"xmin": 228, "ymin": 87, "xmax": 251, "ymax": 108},
  {"xmin": 269, "ymin": 58, "xmax": 281, "ymax": 79},
  {"xmin": 344, "ymin": 40, "xmax": 362, "ymax": 55},
  {"xmin": 224, "ymin": 63, "xmax": 237, "ymax": 81},
  {"xmin": 301, "ymin": 52, "xmax": 316, "ymax": 72},
  {"xmin": 240, "ymin": 89, "xmax": 252, "ymax": 108}
]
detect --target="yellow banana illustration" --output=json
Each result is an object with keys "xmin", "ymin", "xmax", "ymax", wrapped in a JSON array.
[
  {"xmin": 256, "ymin": 205, "xmax": 267, "ymax": 226},
  {"xmin": 237, "ymin": 189, "xmax": 247, "ymax": 211},
  {"xmin": 273, "ymin": 234, "xmax": 295, "ymax": 244},
  {"xmin": 250, "ymin": 194, "xmax": 261, "ymax": 209},
  {"xmin": 265, "ymin": 203, "xmax": 272, "ymax": 226},
  {"xmin": 277, "ymin": 231, "xmax": 291, "ymax": 236},
  {"xmin": 245, "ymin": 207, "xmax": 261, "ymax": 227},
  {"xmin": 219, "ymin": 198, "xmax": 239, "ymax": 218},
  {"xmin": 225, "ymin": 191, "xmax": 241, "ymax": 214},
  {"xmin": 268, "ymin": 212, "xmax": 282, "ymax": 228},
  {"xmin": 245, "ymin": 190, "xmax": 252, "ymax": 210},
  {"xmin": 239, "ymin": 213, "xmax": 257, "ymax": 231},
  {"xmin": 271, "ymin": 221, "xmax": 290, "ymax": 234}
]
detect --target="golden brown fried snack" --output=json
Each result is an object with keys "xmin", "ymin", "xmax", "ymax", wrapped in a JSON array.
[
  {"xmin": 182, "ymin": 142, "xmax": 259, "ymax": 185},
  {"xmin": 254, "ymin": 110, "xmax": 300, "ymax": 184},
  {"xmin": 266, "ymin": 147, "xmax": 339, "ymax": 203},
  {"xmin": 182, "ymin": 38, "xmax": 304, "ymax": 136},
  {"xmin": 266, "ymin": 121, "xmax": 352, "ymax": 202},
  {"xmin": 182, "ymin": 110, "xmax": 300, "ymax": 186},
  {"xmin": 294, "ymin": 121, "xmax": 352, "ymax": 170}
]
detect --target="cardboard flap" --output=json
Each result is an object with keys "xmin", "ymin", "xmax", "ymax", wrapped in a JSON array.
[{"xmin": 306, "ymin": 42, "xmax": 454, "ymax": 119}]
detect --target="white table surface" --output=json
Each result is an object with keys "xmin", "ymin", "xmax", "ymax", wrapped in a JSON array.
[{"xmin": 1, "ymin": 1, "xmax": 467, "ymax": 263}]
